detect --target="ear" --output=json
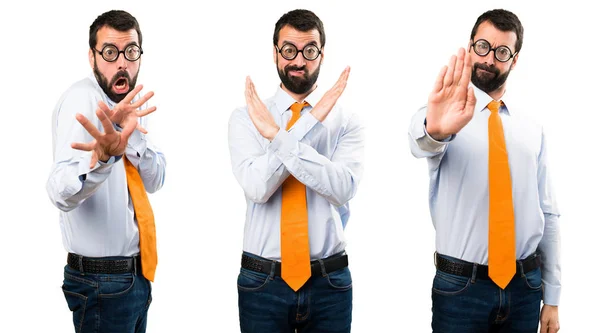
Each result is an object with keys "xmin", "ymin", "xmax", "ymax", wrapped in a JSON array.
[
  {"xmin": 273, "ymin": 45, "xmax": 278, "ymax": 65},
  {"xmin": 510, "ymin": 52, "xmax": 519, "ymax": 70},
  {"xmin": 88, "ymin": 49, "xmax": 95, "ymax": 69}
]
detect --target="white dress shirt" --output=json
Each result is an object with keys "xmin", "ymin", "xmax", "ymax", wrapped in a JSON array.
[
  {"xmin": 228, "ymin": 86, "xmax": 364, "ymax": 261},
  {"xmin": 46, "ymin": 74, "xmax": 166, "ymax": 257},
  {"xmin": 408, "ymin": 85, "xmax": 561, "ymax": 305}
]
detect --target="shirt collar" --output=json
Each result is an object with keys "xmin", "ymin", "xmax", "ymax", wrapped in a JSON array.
[
  {"xmin": 472, "ymin": 84, "xmax": 514, "ymax": 115},
  {"xmin": 274, "ymin": 84, "xmax": 324, "ymax": 114}
]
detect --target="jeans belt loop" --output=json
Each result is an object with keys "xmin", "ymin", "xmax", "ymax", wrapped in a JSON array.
[
  {"xmin": 269, "ymin": 260, "xmax": 276, "ymax": 279},
  {"xmin": 318, "ymin": 259, "xmax": 327, "ymax": 277},
  {"xmin": 518, "ymin": 260, "xmax": 525, "ymax": 277},
  {"xmin": 133, "ymin": 255, "xmax": 137, "ymax": 275},
  {"xmin": 78, "ymin": 255, "xmax": 84, "ymax": 275},
  {"xmin": 471, "ymin": 263, "xmax": 478, "ymax": 283}
]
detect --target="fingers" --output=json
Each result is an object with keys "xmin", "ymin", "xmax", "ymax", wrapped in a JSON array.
[
  {"xmin": 248, "ymin": 76, "xmax": 260, "ymax": 103},
  {"xmin": 98, "ymin": 101, "xmax": 113, "ymax": 117},
  {"xmin": 245, "ymin": 76, "xmax": 252, "ymax": 105},
  {"xmin": 459, "ymin": 51, "xmax": 473, "ymax": 87},
  {"xmin": 121, "ymin": 118, "xmax": 137, "ymax": 139},
  {"xmin": 136, "ymin": 123, "xmax": 148, "ymax": 134},
  {"xmin": 71, "ymin": 140, "xmax": 96, "ymax": 152},
  {"xmin": 465, "ymin": 86, "xmax": 476, "ymax": 113},
  {"xmin": 96, "ymin": 108, "xmax": 117, "ymax": 135},
  {"xmin": 75, "ymin": 113, "xmax": 103, "ymax": 140},
  {"xmin": 432, "ymin": 65, "xmax": 448, "ymax": 93},
  {"xmin": 453, "ymin": 48, "xmax": 465, "ymax": 86},
  {"xmin": 443, "ymin": 54, "xmax": 457, "ymax": 87},
  {"xmin": 333, "ymin": 66, "xmax": 350, "ymax": 94},
  {"xmin": 131, "ymin": 91, "xmax": 155, "ymax": 109},
  {"xmin": 90, "ymin": 151, "xmax": 99, "ymax": 169},
  {"xmin": 540, "ymin": 319, "xmax": 548, "ymax": 333},
  {"xmin": 136, "ymin": 106, "xmax": 157, "ymax": 118},
  {"xmin": 123, "ymin": 84, "xmax": 144, "ymax": 104}
]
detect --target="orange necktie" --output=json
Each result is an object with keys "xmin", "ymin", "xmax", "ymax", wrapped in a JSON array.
[
  {"xmin": 124, "ymin": 157, "xmax": 157, "ymax": 282},
  {"xmin": 281, "ymin": 101, "xmax": 311, "ymax": 291},
  {"xmin": 487, "ymin": 100, "xmax": 516, "ymax": 289}
]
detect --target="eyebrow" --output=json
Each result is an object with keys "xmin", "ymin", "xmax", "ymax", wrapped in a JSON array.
[
  {"xmin": 281, "ymin": 40, "xmax": 319, "ymax": 48},
  {"xmin": 100, "ymin": 41, "xmax": 140, "ymax": 49}
]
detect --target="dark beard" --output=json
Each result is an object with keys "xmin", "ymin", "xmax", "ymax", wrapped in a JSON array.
[
  {"xmin": 277, "ymin": 60, "xmax": 320, "ymax": 94},
  {"xmin": 93, "ymin": 58, "xmax": 138, "ymax": 103},
  {"xmin": 470, "ymin": 62, "xmax": 510, "ymax": 93}
]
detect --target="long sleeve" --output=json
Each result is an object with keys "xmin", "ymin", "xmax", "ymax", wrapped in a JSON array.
[
  {"xmin": 46, "ymin": 86, "xmax": 117, "ymax": 212},
  {"xmin": 535, "ymin": 130, "xmax": 561, "ymax": 306},
  {"xmin": 229, "ymin": 108, "xmax": 290, "ymax": 203},
  {"xmin": 122, "ymin": 107, "xmax": 166, "ymax": 193},
  {"xmin": 408, "ymin": 106, "xmax": 453, "ymax": 171},
  {"xmin": 267, "ymin": 112, "xmax": 364, "ymax": 207}
]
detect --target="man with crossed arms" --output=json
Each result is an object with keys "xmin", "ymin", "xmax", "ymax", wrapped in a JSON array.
[{"xmin": 228, "ymin": 9, "xmax": 364, "ymax": 333}]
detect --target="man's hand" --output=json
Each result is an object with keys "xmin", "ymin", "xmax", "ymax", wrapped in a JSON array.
[
  {"xmin": 310, "ymin": 66, "xmax": 350, "ymax": 122},
  {"xmin": 71, "ymin": 106, "xmax": 137, "ymax": 168},
  {"xmin": 540, "ymin": 305, "xmax": 560, "ymax": 333},
  {"xmin": 245, "ymin": 76, "xmax": 280, "ymax": 141},
  {"xmin": 99, "ymin": 84, "xmax": 156, "ymax": 134},
  {"xmin": 426, "ymin": 48, "xmax": 476, "ymax": 140}
]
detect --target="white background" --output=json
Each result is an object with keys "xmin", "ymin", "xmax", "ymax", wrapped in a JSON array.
[{"xmin": 0, "ymin": 0, "xmax": 597, "ymax": 331}]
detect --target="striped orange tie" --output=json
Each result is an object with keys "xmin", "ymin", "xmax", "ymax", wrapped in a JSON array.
[
  {"xmin": 487, "ymin": 100, "xmax": 516, "ymax": 289},
  {"xmin": 124, "ymin": 157, "xmax": 157, "ymax": 282},
  {"xmin": 281, "ymin": 101, "xmax": 311, "ymax": 291}
]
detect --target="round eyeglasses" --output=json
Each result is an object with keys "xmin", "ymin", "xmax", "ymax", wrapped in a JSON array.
[
  {"xmin": 94, "ymin": 44, "xmax": 143, "ymax": 62},
  {"xmin": 276, "ymin": 43, "xmax": 321, "ymax": 61},
  {"xmin": 470, "ymin": 39, "xmax": 516, "ymax": 62}
]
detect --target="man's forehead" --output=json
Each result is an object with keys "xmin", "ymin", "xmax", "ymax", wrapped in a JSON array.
[
  {"xmin": 279, "ymin": 26, "xmax": 320, "ymax": 46},
  {"xmin": 96, "ymin": 26, "xmax": 139, "ymax": 45}
]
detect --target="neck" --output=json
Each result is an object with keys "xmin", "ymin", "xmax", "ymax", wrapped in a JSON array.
[{"xmin": 281, "ymin": 83, "xmax": 317, "ymax": 103}]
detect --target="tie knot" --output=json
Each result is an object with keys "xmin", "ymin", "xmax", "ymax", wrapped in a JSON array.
[
  {"xmin": 290, "ymin": 101, "xmax": 309, "ymax": 115},
  {"xmin": 487, "ymin": 100, "xmax": 503, "ymax": 113}
]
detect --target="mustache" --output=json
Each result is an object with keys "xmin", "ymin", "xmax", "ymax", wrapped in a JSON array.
[
  {"xmin": 474, "ymin": 63, "xmax": 500, "ymax": 75},
  {"xmin": 284, "ymin": 65, "xmax": 307, "ymax": 73}
]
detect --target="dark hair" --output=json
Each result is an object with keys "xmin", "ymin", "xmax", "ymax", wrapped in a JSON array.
[
  {"xmin": 273, "ymin": 9, "xmax": 325, "ymax": 47},
  {"xmin": 470, "ymin": 9, "xmax": 523, "ymax": 53},
  {"xmin": 89, "ymin": 10, "xmax": 142, "ymax": 50}
]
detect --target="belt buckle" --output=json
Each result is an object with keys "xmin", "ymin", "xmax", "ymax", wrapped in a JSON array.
[{"xmin": 433, "ymin": 252, "xmax": 438, "ymax": 268}]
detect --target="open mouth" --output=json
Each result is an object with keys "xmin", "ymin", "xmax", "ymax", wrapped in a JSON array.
[{"xmin": 113, "ymin": 77, "xmax": 129, "ymax": 94}]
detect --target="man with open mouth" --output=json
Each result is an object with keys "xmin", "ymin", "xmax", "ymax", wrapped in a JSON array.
[{"xmin": 46, "ymin": 10, "xmax": 166, "ymax": 333}]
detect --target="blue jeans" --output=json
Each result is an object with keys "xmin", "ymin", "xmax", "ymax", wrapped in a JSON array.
[
  {"xmin": 238, "ymin": 252, "xmax": 352, "ymax": 332},
  {"xmin": 431, "ymin": 254, "xmax": 543, "ymax": 333},
  {"xmin": 62, "ymin": 262, "xmax": 152, "ymax": 333}
]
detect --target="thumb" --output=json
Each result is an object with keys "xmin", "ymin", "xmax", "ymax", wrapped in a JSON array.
[{"xmin": 466, "ymin": 86, "xmax": 476, "ymax": 110}]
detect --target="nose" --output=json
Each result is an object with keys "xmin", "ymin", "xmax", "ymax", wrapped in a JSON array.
[
  {"xmin": 116, "ymin": 52, "xmax": 128, "ymax": 70},
  {"xmin": 482, "ymin": 49, "xmax": 497, "ymax": 66},
  {"xmin": 291, "ymin": 53, "xmax": 307, "ymax": 67}
]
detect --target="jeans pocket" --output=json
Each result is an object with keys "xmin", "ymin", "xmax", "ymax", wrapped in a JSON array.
[
  {"xmin": 98, "ymin": 273, "xmax": 136, "ymax": 298},
  {"xmin": 523, "ymin": 268, "xmax": 542, "ymax": 290},
  {"xmin": 62, "ymin": 276, "xmax": 90, "ymax": 333},
  {"xmin": 237, "ymin": 268, "xmax": 271, "ymax": 292},
  {"xmin": 146, "ymin": 280, "xmax": 153, "ymax": 309},
  {"xmin": 326, "ymin": 267, "xmax": 352, "ymax": 290},
  {"xmin": 432, "ymin": 270, "xmax": 471, "ymax": 296}
]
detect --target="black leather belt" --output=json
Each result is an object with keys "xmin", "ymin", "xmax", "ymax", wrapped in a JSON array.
[
  {"xmin": 67, "ymin": 253, "xmax": 141, "ymax": 274},
  {"xmin": 435, "ymin": 252, "xmax": 542, "ymax": 280},
  {"xmin": 241, "ymin": 252, "xmax": 348, "ymax": 277}
]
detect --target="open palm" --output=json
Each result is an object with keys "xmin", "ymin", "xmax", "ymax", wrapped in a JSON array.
[{"xmin": 426, "ymin": 48, "xmax": 476, "ymax": 140}]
